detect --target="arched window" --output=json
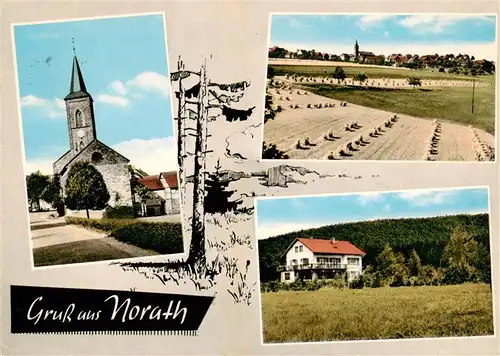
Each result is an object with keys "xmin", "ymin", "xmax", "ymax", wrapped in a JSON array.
[
  {"xmin": 75, "ymin": 110, "xmax": 83, "ymax": 127},
  {"xmin": 75, "ymin": 143, "xmax": 78, "ymax": 152},
  {"xmin": 79, "ymin": 141, "xmax": 84, "ymax": 151}
]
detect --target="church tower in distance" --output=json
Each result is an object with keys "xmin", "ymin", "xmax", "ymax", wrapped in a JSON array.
[
  {"xmin": 64, "ymin": 56, "xmax": 97, "ymax": 155},
  {"xmin": 354, "ymin": 40, "xmax": 359, "ymax": 60}
]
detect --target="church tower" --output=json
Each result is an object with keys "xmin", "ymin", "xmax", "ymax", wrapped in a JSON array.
[
  {"xmin": 64, "ymin": 56, "xmax": 97, "ymax": 155},
  {"xmin": 354, "ymin": 40, "xmax": 359, "ymax": 60}
]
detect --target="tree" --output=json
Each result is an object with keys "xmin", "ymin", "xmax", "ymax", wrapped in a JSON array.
[
  {"xmin": 333, "ymin": 66, "xmax": 346, "ymax": 83},
  {"xmin": 407, "ymin": 249, "xmax": 423, "ymax": 276},
  {"xmin": 267, "ymin": 65, "xmax": 275, "ymax": 79},
  {"xmin": 65, "ymin": 162, "xmax": 110, "ymax": 218},
  {"xmin": 353, "ymin": 72, "xmax": 367, "ymax": 85},
  {"xmin": 442, "ymin": 225, "xmax": 479, "ymax": 284},
  {"xmin": 26, "ymin": 171, "xmax": 50, "ymax": 211},
  {"xmin": 406, "ymin": 77, "xmax": 422, "ymax": 89},
  {"xmin": 375, "ymin": 245, "xmax": 398, "ymax": 286},
  {"xmin": 41, "ymin": 174, "xmax": 65, "ymax": 216},
  {"xmin": 204, "ymin": 159, "xmax": 242, "ymax": 214}
]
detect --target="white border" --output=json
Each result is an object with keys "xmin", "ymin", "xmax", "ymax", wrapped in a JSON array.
[
  {"xmin": 10, "ymin": 11, "xmax": 188, "ymax": 271},
  {"xmin": 253, "ymin": 185, "xmax": 496, "ymax": 346},
  {"xmin": 259, "ymin": 12, "xmax": 498, "ymax": 164}
]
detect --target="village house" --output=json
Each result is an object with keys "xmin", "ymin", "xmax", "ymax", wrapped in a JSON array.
[
  {"xmin": 279, "ymin": 237, "xmax": 365, "ymax": 283},
  {"xmin": 136, "ymin": 171, "xmax": 180, "ymax": 217}
]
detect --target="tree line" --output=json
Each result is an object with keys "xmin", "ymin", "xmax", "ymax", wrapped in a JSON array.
[{"xmin": 258, "ymin": 214, "xmax": 490, "ymax": 283}]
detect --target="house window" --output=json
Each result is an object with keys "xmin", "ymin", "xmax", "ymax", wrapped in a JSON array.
[
  {"xmin": 299, "ymin": 245, "xmax": 303, "ymax": 252},
  {"xmin": 330, "ymin": 257, "xmax": 341, "ymax": 265},
  {"xmin": 284, "ymin": 272, "xmax": 290, "ymax": 281},
  {"xmin": 301, "ymin": 258, "xmax": 309, "ymax": 265},
  {"xmin": 292, "ymin": 259, "xmax": 297, "ymax": 265},
  {"xmin": 348, "ymin": 258, "xmax": 359, "ymax": 265},
  {"xmin": 295, "ymin": 246, "xmax": 298, "ymax": 253}
]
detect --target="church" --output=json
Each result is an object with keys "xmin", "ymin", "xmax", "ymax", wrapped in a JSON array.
[{"xmin": 53, "ymin": 55, "xmax": 134, "ymax": 215}]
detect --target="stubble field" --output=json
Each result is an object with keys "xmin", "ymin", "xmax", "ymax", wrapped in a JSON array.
[{"xmin": 263, "ymin": 66, "xmax": 495, "ymax": 161}]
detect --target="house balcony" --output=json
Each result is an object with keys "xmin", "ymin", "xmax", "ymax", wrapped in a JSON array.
[{"xmin": 278, "ymin": 263, "xmax": 348, "ymax": 272}]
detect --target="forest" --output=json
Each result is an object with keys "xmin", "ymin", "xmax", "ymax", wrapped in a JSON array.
[{"xmin": 258, "ymin": 214, "xmax": 490, "ymax": 283}]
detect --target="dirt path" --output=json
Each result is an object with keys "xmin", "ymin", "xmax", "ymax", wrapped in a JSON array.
[{"xmin": 263, "ymin": 79, "xmax": 494, "ymax": 161}]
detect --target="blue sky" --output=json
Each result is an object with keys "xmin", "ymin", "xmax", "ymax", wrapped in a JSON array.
[
  {"xmin": 13, "ymin": 13, "xmax": 176, "ymax": 175},
  {"xmin": 270, "ymin": 14, "xmax": 497, "ymax": 60},
  {"xmin": 256, "ymin": 187, "xmax": 490, "ymax": 239}
]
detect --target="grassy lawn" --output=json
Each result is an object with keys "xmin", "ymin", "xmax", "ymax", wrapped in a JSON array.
[
  {"xmin": 261, "ymin": 283, "xmax": 493, "ymax": 343},
  {"xmin": 271, "ymin": 64, "xmax": 493, "ymax": 82},
  {"xmin": 33, "ymin": 239, "xmax": 142, "ymax": 267},
  {"xmin": 301, "ymin": 83, "xmax": 495, "ymax": 134}
]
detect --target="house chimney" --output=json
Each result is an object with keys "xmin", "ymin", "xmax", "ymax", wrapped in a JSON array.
[{"xmin": 331, "ymin": 237, "xmax": 336, "ymax": 244}]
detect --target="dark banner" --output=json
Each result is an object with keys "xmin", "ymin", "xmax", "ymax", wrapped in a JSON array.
[{"xmin": 10, "ymin": 285, "xmax": 214, "ymax": 335}]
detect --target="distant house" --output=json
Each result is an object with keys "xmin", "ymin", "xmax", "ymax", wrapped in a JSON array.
[
  {"xmin": 279, "ymin": 237, "xmax": 365, "ymax": 283},
  {"xmin": 136, "ymin": 171, "xmax": 180, "ymax": 217},
  {"xmin": 339, "ymin": 53, "xmax": 351, "ymax": 61}
]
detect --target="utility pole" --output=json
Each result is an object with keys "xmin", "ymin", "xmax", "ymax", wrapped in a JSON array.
[{"xmin": 471, "ymin": 77, "xmax": 475, "ymax": 114}]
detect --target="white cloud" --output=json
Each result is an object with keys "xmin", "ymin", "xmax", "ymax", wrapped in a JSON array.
[
  {"xmin": 112, "ymin": 137, "xmax": 177, "ymax": 174},
  {"xmin": 397, "ymin": 190, "xmax": 454, "ymax": 206},
  {"xmin": 271, "ymin": 40, "xmax": 496, "ymax": 61},
  {"xmin": 20, "ymin": 95, "xmax": 65, "ymax": 119},
  {"xmin": 289, "ymin": 18, "xmax": 303, "ymax": 29},
  {"xmin": 358, "ymin": 15, "xmax": 395, "ymax": 29},
  {"xmin": 24, "ymin": 158, "xmax": 55, "ymax": 175},
  {"xmin": 109, "ymin": 80, "xmax": 127, "ymax": 96},
  {"xmin": 398, "ymin": 15, "xmax": 494, "ymax": 34},
  {"xmin": 24, "ymin": 137, "xmax": 177, "ymax": 177},
  {"xmin": 357, "ymin": 191, "xmax": 383, "ymax": 205},
  {"xmin": 97, "ymin": 94, "xmax": 130, "ymax": 107},
  {"xmin": 127, "ymin": 72, "xmax": 171, "ymax": 97}
]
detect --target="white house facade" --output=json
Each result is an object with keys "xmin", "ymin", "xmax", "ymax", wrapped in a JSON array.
[{"xmin": 279, "ymin": 238, "xmax": 365, "ymax": 283}]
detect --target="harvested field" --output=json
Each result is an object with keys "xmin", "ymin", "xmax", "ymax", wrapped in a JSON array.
[{"xmin": 263, "ymin": 76, "xmax": 495, "ymax": 161}]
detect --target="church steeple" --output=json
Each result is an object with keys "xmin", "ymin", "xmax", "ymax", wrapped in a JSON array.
[
  {"xmin": 354, "ymin": 40, "xmax": 359, "ymax": 60},
  {"xmin": 63, "ymin": 52, "xmax": 97, "ymax": 154},
  {"xmin": 65, "ymin": 55, "xmax": 91, "ymax": 100}
]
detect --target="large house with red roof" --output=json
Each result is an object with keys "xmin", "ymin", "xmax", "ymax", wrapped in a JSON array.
[
  {"xmin": 136, "ymin": 171, "xmax": 180, "ymax": 217},
  {"xmin": 279, "ymin": 237, "xmax": 365, "ymax": 283}
]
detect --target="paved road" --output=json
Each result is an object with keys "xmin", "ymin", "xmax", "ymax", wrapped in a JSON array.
[{"xmin": 31, "ymin": 224, "xmax": 107, "ymax": 249}]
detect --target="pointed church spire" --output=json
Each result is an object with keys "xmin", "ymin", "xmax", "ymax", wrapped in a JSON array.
[
  {"xmin": 65, "ymin": 39, "xmax": 90, "ymax": 100},
  {"xmin": 70, "ymin": 55, "xmax": 88, "ymax": 93}
]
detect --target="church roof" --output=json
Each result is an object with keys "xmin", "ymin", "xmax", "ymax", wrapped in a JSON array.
[{"xmin": 65, "ymin": 56, "xmax": 91, "ymax": 100}]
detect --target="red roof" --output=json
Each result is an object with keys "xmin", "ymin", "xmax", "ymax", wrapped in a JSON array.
[
  {"xmin": 160, "ymin": 171, "xmax": 179, "ymax": 188},
  {"xmin": 297, "ymin": 238, "xmax": 365, "ymax": 256},
  {"xmin": 139, "ymin": 175, "xmax": 164, "ymax": 191}
]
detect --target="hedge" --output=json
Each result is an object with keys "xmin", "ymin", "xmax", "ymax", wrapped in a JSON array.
[
  {"xmin": 103, "ymin": 205, "xmax": 136, "ymax": 219},
  {"xmin": 65, "ymin": 217, "xmax": 183, "ymax": 254}
]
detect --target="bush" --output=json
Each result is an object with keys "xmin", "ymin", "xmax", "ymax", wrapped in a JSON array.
[
  {"xmin": 103, "ymin": 205, "xmax": 136, "ymax": 219},
  {"xmin": 65, "ymin": 217, "xmax": 183, "ymax": 254}
]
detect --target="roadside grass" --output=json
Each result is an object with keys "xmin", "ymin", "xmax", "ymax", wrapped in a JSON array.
[
  {"xmin": 33, "ymin": 239, "xmax": 141, "ymax": 267},
  {"xmin": 261, "ymin": 283, "xmax": 493, "ymax": 343},
  {"xmin": 301, "ymin": 83, "xmax": 495, "ymax": 134},
  {"xmin": 270, "ymin": 64, "xmax": 494, "ymax": 82}
]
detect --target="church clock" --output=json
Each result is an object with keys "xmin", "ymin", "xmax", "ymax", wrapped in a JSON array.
[{"xmin": 77, "ymin": 129, "xmax": 85, "ymax": 138}]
